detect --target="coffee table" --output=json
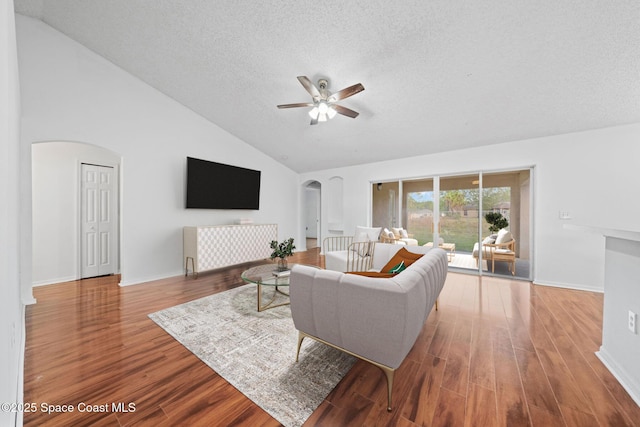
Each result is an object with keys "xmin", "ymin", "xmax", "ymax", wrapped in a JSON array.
[{"xmin": 241, "ymin": 263, "xmax": 317, "ymax": 312}]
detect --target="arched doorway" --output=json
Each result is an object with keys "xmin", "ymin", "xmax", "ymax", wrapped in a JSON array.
[
  {"xmin": 302, "ymin": 181, "xmax": 321, "ymax": 249},
  {"xmin": 32, "ymin": 141, "xmax": 122, "ymax": 285}
]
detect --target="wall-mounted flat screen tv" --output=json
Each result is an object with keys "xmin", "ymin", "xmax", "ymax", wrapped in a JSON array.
[{"xmin": 186, "ymin": 157, "xmax": 261, "ymax": 210}]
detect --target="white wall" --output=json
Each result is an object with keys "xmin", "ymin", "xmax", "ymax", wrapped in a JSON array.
[
  {"xmin": 598, "ymin": 233, "xmax": 640, "ymax": 405},
  {"xmin": 32, "ymin": 142, "xmax": 121, "ymax": 285},
  {"xmin": 300, "ymin": 123, "xmax": 640, "ymax": 292},
  {"xmin": 17, "ymin": 15, "xmax": 300, "ymax": 286},
  {"xmin": 1, "ymin": 3, "xmax": 24, "ymax": 426}
]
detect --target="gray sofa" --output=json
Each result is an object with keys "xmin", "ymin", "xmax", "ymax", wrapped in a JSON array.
[{"xmin": 290, "ymin": 243, "xmax": 448, "ymax": 411}]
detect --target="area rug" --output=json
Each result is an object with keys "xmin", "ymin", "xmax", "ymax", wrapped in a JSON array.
[{"xmin": 148, "ymin": 284, "xmax": 355, "ymax": 427}]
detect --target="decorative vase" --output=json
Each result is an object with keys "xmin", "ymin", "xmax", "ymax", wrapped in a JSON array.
[{"xmin": 277, "ymin": 258, "xmax": 288, "ymax": 272}]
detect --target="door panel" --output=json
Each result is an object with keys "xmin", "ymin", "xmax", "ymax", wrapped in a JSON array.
[
  {"xmin": 372, "ymin": 182, "xmax": 400, "ymax": 229},
  {"xmin": 439, "ymin": 174, "xmax": 480, "ymax": 272},
  {"xmin": 81, "ymin": 164, "xmax": 116, "ymax": 278},
  {"xmin": 402, "ymin": 178, "xmax": 434, "ymax": 245}
]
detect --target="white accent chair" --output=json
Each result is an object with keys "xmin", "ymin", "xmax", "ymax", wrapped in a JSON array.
[
  {"xmin": 323, "ymin": 226, "xmax": 382, "ymax": 272},
  {"xmin": 472, "ymin": 228, "xmax": 516, "ymax": 274}
]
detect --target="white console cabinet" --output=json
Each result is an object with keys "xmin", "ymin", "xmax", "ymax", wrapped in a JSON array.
[{"xmin": 183, "ymin": 224, "xmax": 277, "ymax": 276}]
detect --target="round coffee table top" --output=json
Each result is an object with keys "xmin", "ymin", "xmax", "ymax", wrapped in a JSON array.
[
  {"xmin": 241, "ymin": 263, "xmax": 319, "ymax": 287},
  {"xmin": 241, "ymin": 264, "xmax": 293, "ymax": 287}
]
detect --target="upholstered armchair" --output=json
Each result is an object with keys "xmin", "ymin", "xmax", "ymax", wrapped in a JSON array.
[
  {"xmin": 380, "ymin": 228, "xmax": 405, "ymax": 245},
  {"xmin": 381, "ymin": 227, "xmax": 418, "ymax": 246},
  {"xmin": 472, "ymin": 228, "xmax": 516, "ymax": 274}
]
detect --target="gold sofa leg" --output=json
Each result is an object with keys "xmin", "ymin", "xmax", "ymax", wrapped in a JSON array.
[
  {"xmin": 295, "ymin": 330, "xmax": 397, "ymax": 411},
  {"xmin": 380, "ymin": 365, "xmax": 395, "ymax": 412},
  {"xmin": 295, "ymin": 331, "xmax": 305, "ymax": 362}
]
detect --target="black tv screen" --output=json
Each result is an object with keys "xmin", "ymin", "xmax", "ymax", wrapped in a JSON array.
[{"xmin": 186, "ymin": 157, "xmax": 261, "ymax": 209}]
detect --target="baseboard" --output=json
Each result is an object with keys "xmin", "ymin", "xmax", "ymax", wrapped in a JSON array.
[
  {"xmin": 596, "ymin": 347, "xmax": 640, "ymax": 407},
  {"xmin": 32, "ymin": 275, "xmax": 78, "ymax": 287},
  {"xmin": 118, "ymin": 270, "xmax": 184, "ymax": 287},
  {"xmin": 532, "ymin": 280, "xmax": 604, "ymax": 293},
  {"xmin": 17, "ymin": 307, "xmax": 26, "ymax": 427}
]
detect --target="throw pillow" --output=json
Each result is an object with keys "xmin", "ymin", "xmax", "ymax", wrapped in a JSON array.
[
  {"xmin": 355, "ymin": 226, "xmax": 382, "ymax": 242},
  {"xmin": 389, "ymin": 260, "xmax": 406, "ymax": 274},
  {"xmin": 482, "ymin": 236, "xmax": 496, "ymax": 245},
  {"xmin": 381, "ymin": 247, "xmax": 423, "ymax": 273},
  {"xmin": 400, "ymin": 229, "xmax": 409, "ymax": 238},
  {"xmin": 495, "ymin": 229, "xmax": 513, "ymax": 244},
  {"xmin": 354, "ymin": 230, "xmax": 369, "ymax": 243}
]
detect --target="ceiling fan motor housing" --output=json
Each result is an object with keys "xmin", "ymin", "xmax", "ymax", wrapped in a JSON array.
[{"xmin": 318, "ymin": 79, "xmax": 329, "ymax": 97}]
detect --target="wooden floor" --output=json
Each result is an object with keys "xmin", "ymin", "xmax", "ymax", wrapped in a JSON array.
[{"xmin": 24, "ymin": 248, "xmax": 640, "ymax": 426}]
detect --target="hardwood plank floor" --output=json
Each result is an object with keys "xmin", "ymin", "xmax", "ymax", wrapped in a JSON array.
[{"xmin": 23, "ymin": 248, "xmax": 640, "ymax": 426}]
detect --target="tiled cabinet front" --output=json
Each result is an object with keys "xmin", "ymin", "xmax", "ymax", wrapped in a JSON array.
[{"xmin": 184, "ymin": 224, "xmax": 277, "ymax": 274}]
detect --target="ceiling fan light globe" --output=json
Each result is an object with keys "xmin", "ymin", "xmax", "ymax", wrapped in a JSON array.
[
  {"xmin": 327, "ymin": 106, "xmax": 337, "ymax": 119},
  {"xmin": 318, "ymin": 113, "xmax": 328, "ymax": 122},
  {"xmin": 308, "ymin": 107, "xmax": 319, "ymax": 119},
  {"xmin": 318, "ymin": 101, "xmax": 329, "ymax": 115}
]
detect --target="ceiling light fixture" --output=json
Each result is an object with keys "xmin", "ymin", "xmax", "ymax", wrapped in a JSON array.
[
  {"xmin": 309, "ymin": 100, "xmax": 337, "ymax": 122},
  {"xmin": 278, "ymin": 76, "xmax": 364, "ymax": 125}
]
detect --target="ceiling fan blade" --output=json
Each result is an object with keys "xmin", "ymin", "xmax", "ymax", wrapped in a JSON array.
[
  {"xmin": 327, "ymin": 83, "xmax": 364, "ymax": 102},
  {"xmin": 277, "ymin": 102, "xmax": 314, "ymax": 109},
  {"xmin": 310, "ymin": 116, "xmax": 319, "ymax": 125},
  {"xmin": 297, "ymin": 76, "xmax": 321, "ymax": 100},
  {"xmin": 333, "ymin": 104, "xmax": 359, "ymax": 119}
]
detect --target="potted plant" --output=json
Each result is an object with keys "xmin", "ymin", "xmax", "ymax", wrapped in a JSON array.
[
  {"xmin": 270, "ymin": 237, "xmax": 295, "ymax": 271},
  {"xmin": 484, "ymin": 212, "xmax": 509, "ymax": 234}
]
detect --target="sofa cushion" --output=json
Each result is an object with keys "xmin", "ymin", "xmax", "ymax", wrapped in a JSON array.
[{"xmin": 381, "ymin": 247, "xmax": 424, "ymax": 273}]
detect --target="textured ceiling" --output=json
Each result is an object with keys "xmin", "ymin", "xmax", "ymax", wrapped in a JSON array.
[{"xmin": 14, "ymin": 0, "xmax": 640, "ymax": 172}]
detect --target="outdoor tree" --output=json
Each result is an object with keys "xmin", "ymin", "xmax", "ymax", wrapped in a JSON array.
[{"xmin": 441, "ymin": 190, "xmax": 465, "ymax": 214}]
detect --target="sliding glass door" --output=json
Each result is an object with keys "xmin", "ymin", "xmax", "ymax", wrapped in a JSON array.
[
  {"xmin": 480, "ymin": 170, "xmax": 531, "ymax": 278},
  {"xmin": 439, "ymin": 174, "xmax": 480, "ymax": 272},
  {"xmin": 402, "ymin": 178, "xmax": 435, "ymax": 245},
  {"xmin": 371, "ymin": 168, "xmax": 532, "ymax": 280},
  {"xmin": 372, "ymin": 182, "xmax": 400, "ymax": 229}
]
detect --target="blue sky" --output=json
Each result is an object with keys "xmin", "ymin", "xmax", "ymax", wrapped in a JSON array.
[{"xmin": 409, "ymin": 191, "xmax": 433, "ymax": 202}]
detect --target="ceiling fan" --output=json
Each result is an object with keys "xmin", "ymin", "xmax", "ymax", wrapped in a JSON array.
[{"xmin": 277, "ymin": 76, "xmax": 365, "ymax": 125}]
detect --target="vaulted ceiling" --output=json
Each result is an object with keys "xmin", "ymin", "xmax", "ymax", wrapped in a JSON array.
[{"xmin": 14, "ymin": 0, "xmax": 640, "ymax": 172}]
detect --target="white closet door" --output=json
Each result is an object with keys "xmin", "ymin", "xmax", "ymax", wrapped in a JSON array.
[{"xmin": 81, "ymin": 164, "xmax": 116, "ymax": 278}]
